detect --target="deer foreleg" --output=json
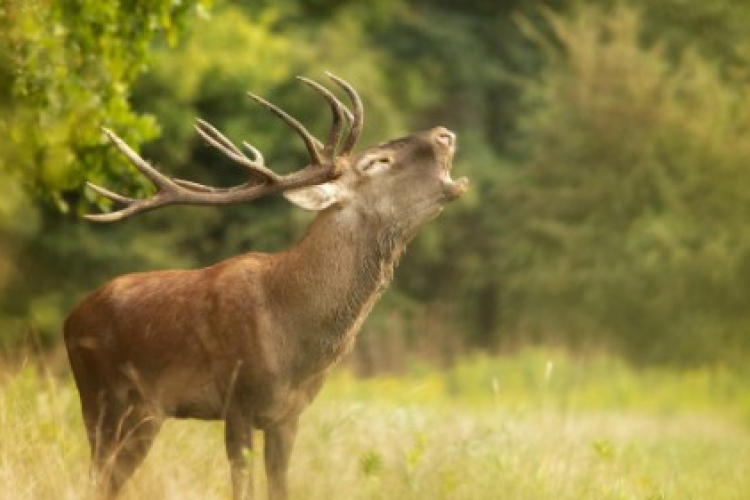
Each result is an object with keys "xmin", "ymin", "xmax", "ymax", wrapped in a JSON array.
[
  {"xmin": 225, "ymin": 413, "xmax": 255, "ymax": 500},
  {"xmin": 264, "ymin": 418, "xmax": 299, "ymax": 500}
]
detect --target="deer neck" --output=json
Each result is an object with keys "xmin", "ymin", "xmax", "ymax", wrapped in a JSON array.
[{"xmin": 269, "ymin": 207, "xmax": 408, "ymax": 370}]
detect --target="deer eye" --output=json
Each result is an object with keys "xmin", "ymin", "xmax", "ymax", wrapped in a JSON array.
[{"xmin": 361, "ymin": 155, "xmax": 392, "ymax": 173}]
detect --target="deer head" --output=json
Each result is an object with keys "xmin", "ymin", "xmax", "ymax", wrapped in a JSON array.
[{"xmin": 86, "ymin": 73, "xmax": 468, "ymax": 228}]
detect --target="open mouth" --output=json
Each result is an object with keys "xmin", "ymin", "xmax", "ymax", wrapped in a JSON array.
[
  {"xmin": 442, "ymin": 174, "xmax": 469, "ymax": 201},
  {"xmin": 441, "ymin": 154, "xmax": 468, "ymax": 201},
  {"xmin": 436, "ymin": 128, "xmax": 468, "ymax": 201}
]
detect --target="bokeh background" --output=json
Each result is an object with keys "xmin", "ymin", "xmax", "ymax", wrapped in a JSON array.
[{"xmin": 3, "ymin": 0, "xmax": 750, "ymax": 370}]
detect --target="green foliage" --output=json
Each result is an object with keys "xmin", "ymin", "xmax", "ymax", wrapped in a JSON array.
[
  {"xmin": 359, "ymin": 449, "xmax": 384, "ymax": 477},
  {"xmin": 624, "ymin": 0, "xmax": 750, "ymax": 80},
  {"xmin": 0, "ymin": 0, "xmax": 211, "ymax": 210},
  {"xmin": 2, "ymin": 0, "xmax": 750, "ymax": 367},
  {"xmin": 499, "ymin": 4, "xmax": 750, "ymax": 365},
  {"xmin": 0, "ymin": 0, "xmax": 210, "ymax": 348}
]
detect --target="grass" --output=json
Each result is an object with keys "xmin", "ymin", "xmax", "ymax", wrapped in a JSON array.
[{"xmin": 1, "ymin": 348, "xmax": 749, "ymax": 499}]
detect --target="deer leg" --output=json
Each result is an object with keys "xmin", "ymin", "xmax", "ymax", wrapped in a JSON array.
[
  {"xmin": 264, "ymin": 418, "xmax": 299, "ymax": 500},
  {"xmin": 108, "ymin": 410, "xmax": 162, "ymax": 497},
  {"xmin": 91, "ymin": 399, "xmax": 162, "ymax": 499},
  {"xmin": 66, "ymin": 342, "xmax": 110, "ymax": 491},
  {"xmin": 225, "ymin": 412, "xmax": 254, "ymax": 500}
]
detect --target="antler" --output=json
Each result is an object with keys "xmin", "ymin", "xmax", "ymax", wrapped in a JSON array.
[{"xmin": 86, "ymin": 73, "xmax": 364, "ymax": 222}]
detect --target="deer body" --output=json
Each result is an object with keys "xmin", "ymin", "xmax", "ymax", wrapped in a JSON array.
[{"xmin": 64, "ymin": 76, "xmax": 467, "ymax": 500}]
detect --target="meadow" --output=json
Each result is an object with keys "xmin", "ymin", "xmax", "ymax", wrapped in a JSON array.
[{"xmin": 1, "ymin": 349, "xmax": 749, "ymax": 500}]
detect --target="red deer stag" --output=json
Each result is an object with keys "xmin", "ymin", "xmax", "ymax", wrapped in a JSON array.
[{"xmin": 64, "ymin": 74, "xmax": 468, "ymax": 500}]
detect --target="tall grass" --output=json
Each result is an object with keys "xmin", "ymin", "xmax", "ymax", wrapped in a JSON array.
[{"xmin": 1, "ymin": 349, "xmax": 749, "ymax": 499}]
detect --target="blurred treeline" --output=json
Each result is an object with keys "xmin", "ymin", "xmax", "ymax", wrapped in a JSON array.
[{"xmin": 2, "ymin": 0, "xmax": 750, "ymax": 369}]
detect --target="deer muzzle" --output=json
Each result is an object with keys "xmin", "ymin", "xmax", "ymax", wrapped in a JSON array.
[{"xmin": 443, "ymin": 175, "xmax": 469, "ymax": 200}]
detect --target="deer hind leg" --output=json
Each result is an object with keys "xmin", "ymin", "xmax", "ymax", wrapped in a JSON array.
[{"xmin": 88, "ymin": 395, "xmax": 162, "ymax": 499}]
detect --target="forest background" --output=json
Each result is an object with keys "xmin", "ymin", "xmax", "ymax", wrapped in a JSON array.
[{"xmin": 2, "ymin": 0, "xmax": 750, "ymax": 372}]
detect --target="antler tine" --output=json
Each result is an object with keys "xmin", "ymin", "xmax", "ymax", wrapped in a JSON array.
[
  {"xmin": 101, "ymin": 128, "xmax": 176, "ymax": 190},
  {"xmin": 84, "ymin": 202, "xmax": 148, "ymax": 222},
  {"xmin": 325, "ymin": 73, "xmax": 364, "ymax": 155},
  {"xmin": 195, "ymin": 119, "xmax": 244, "ymax": 158},
  {"xmin": 85, "ymin": 181, "xmax": 135, "ymax": 205},
  {"xmin": 296, "ymin": 76, "xmax": 349, "ymax": 159},
  {"xmin": 172, "ymin": 178, "xmax": 223, "ymax": 193},
  {"xmin": 84, "ymin": 128, "xmax": 180, "ymax": 221},
  {"xmin": 247, "ymin": 92, "xmax": 325, "ymax": 167},
  {"xmin": 194, "ymin": 119, "xmax": 280, "ymax": 184},
  {"xmin": 243, "ymin": 141, "xmax": 264, "ymax": 165}
]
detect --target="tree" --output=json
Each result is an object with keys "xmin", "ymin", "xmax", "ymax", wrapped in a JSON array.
[
  {"xmin": 501, "ymin": 4, "xmax": 750, "ymax": 365},
  {"xmin": 0, "ymin": 0, "xmax": 210, "ymax": 350}
]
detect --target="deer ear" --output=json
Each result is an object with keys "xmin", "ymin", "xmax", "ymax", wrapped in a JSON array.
[{"xmin": 283, "ymin": 182, "xmax": 347, "ymax": 211}]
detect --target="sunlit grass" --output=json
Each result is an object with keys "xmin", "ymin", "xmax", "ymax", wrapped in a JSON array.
[{"xmin": 1, "ymin": 349, "xmax": 749, "ymax": 499}]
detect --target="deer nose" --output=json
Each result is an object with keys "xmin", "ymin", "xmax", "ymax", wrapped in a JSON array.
[{"xmin": 434, "ymin": 128, "xmax": 455, "ymax": 148}]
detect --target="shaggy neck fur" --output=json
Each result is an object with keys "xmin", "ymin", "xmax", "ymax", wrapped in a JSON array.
[{"xmin": 269, "ymin": 206, "xmax": 416, "ymax": 375}]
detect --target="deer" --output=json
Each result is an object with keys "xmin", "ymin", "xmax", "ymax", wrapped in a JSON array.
[{"xmin": 64, "ymin": 74, "xmax": 468, "ymax": 500}]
